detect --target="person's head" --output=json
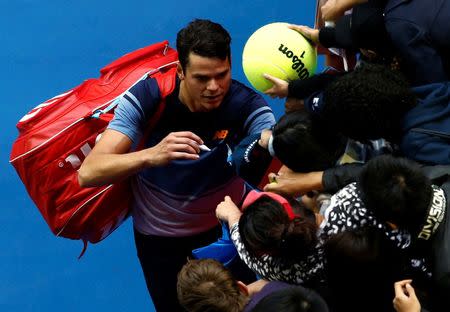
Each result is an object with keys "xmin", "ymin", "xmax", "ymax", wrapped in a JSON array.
[
  {"xmin": 251, "ymin": 286, "xmax": 329, "ymax": 312},
  {"xmin": 358, "ymin": 155, "xmax": 432, "ymax": 237},
  {"xmin": 176, "ymin": 19, "xmax": 232, "ymax": 112},
  {"xmin": 177, "ymin": 259, "xmax": 248, "ymax": 312},
  {"xmin": 271, "ymin": 110, "xmax": 346, "ymax": 172},
  {"xmin": 239, "ymin": 191, "xmax": 318, "ymax": 262},
  {"xmin": 324, "ymin": 227, "xmax": 404, "ymax": 312},
  {"xmin": 321, "ymin": 63, "xmax": 415, "ymax": 141}
]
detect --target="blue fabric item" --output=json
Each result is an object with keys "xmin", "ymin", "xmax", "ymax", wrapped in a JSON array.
[
  {"xmin": 401, "ymin": 82, "xmax": 450, "ymax": 165},
  {"xmin": 192, "ymin": 222, "xmax": 238, "ymax": 267}
]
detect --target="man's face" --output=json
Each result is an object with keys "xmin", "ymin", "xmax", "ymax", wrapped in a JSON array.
[{"xmin": 178, "ymin": 53, "xmax": 231, "ymax": 112}]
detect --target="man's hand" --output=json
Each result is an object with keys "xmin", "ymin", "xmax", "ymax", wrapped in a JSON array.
[
  {"xmin": 263, "ymin": 169, "xmax": 324, "ymax": 197},
  {"xmin": 78, "ymin": 130, "xmax": 204, "ymax": 187},
  {"xmin": 216, "ymin": 196, "xmax": 242, "ymax": 226},
  {"xmin": 393, "ymin": 280, "xmax": 421, "ymax": 312},
  {"xmin": 144, "ymin": 131, "xmax": 202, "ymax": 167},
  {"xmin": 288, "ymin": 24, "xmax": 319, "ymax": 44},
  {"xmin": 263, "ymin": 74, "xmax": 289, "ymax": 98}
]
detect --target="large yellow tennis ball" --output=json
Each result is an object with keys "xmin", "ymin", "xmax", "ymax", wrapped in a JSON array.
[{"xmin": 242, "ymin": 23, "xmax": 317, "ymax": 92}]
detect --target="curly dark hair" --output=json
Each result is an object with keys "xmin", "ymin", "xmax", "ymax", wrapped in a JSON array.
[{"xmin": 321, "ymin": 63, "xmax": 416, "ymax": 141}]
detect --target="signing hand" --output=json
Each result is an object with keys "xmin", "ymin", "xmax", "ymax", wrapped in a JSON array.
[{"xmin": 144, "ymin": 131, "xmax": 202, "ymax": 167}]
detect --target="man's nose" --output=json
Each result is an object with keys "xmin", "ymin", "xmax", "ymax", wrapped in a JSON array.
[{"xmin": 206, "ymin": 79, "xmax": 219, "ymax": 91}]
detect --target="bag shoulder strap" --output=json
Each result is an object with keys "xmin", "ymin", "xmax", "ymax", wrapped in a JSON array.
[{"xmin": 137, "ymin": 65, "xmax": 178, "ymax": 150}]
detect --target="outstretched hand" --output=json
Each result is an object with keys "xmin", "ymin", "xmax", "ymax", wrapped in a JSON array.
[
  {"xmin": 263, "ymin": 167, "xmax": 324, "ymax": 197},
  {"xmin": 288, "ymin": 24, "xmax": 319, "ymax": 44},
  {"xmin": 263, "ymin": 74, "xmax": 289, "ymax": 98},
  {"xmin": 144, "ymin": 131, "xmax": 202, "ymax": 167},
  {"xmin": 216, "ymin": 196, "xmax": 242, "ymax": 226}
]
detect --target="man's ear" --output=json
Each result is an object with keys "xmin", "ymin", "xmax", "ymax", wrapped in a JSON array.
[
  {"xmin": 177, "ymin": 63, "xmax": 185, "ymax": 80},
  {"xmin": 237, "ymin": 281, "xmax": 249, "ymax": 296}
]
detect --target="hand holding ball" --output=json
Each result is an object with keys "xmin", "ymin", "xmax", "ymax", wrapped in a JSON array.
[{"xmin": 242, "ymin": 23, "xmax": 317, "ymax": 92}]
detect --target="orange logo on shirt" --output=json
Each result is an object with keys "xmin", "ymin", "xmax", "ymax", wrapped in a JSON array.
[{"xmin": 213, "ymin": 130, "xmax": 228, "ymax": 140}]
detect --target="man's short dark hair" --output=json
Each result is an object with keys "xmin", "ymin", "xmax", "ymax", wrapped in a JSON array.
[
  {"xmin": 272, "ymin": 110, "xmax": 346, "ymax": 172},
  {"xmin": 176, "ymin": 19, "xmax": 231, "ymax": 71},
  {"xmin": 358, "ymin": 155, "xmax": 432, "ymax": 235},
  {"xmin": 322, "ymin": 63, "xmax": 416, "ymax": 141}
]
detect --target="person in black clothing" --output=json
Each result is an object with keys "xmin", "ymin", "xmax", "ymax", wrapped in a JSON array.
[
  {"xmin": 359, "ymin": 155, "xmax": 450, "ymax": 311},
  {"xmin": 324, "ymin": 227, "xmax": 406, "ymax": 312}
]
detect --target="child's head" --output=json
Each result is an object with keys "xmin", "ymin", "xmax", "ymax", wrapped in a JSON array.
[
  {"xmin": 239, "ymin": 191, "xmax": 318, "ymax": 261},
  {"xmin": 251, "ymin": 286, "xmax": 329, "ymax": 312},
  {"xmin": 322, "ymin": 63, "xmax": 415, "ymax": 141},
  {"xmin": 177, "ymin": 259, "xmax": 248, "ymax": 312},
  {"xmin": 272, "ymin": 110, "xmax": 346, "ymax": 172},
  {"xmin": 358, "ymin": 155, "xmax": 432, "ymax": 237}
]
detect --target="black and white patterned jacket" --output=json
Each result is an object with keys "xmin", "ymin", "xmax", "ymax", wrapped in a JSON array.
[{"xmin": 230, "ymin": 182, "xmax": 412, "ymax": 284}]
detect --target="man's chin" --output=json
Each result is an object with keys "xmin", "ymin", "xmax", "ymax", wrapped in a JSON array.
[{"xmin": 200, "ymin": 97, "xmax": 223, "ymax": 111}]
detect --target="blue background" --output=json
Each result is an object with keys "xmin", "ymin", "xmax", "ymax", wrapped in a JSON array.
[{"xmin": 2, "ymin": 1, "xmax": 320, "ymax": 311}]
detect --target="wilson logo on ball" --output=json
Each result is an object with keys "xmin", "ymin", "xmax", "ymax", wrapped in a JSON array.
[{"xmin": 278, "ymin": 44, "xmax": 309, "ymax": 79}]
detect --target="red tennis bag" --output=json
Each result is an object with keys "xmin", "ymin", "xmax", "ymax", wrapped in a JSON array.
[{"xmin": 10, "ymin": 41, "xmax": 178, "ymax": 254}]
